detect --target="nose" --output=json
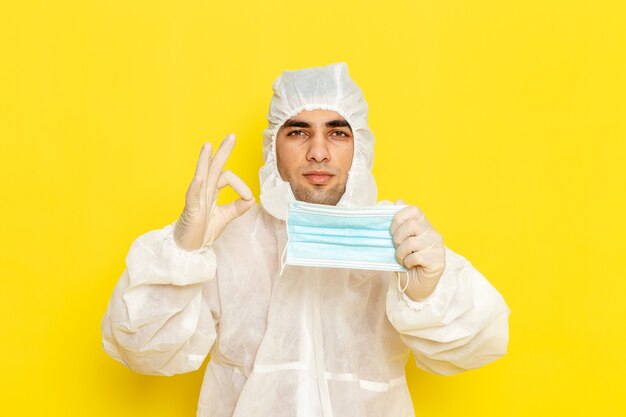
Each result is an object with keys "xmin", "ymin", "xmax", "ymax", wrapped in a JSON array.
[{"xmin": 306, "ymin": 132, "xmax": 330, "ymax": 163}]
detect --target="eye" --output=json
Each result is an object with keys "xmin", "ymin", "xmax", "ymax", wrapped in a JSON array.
[
  {"xmin": 287, "ymin": 130, "xmax": 306, "ymax": 137},
  {"xmin": 331, "ymin": 130, "xmax": 349, "ymax": 137}
]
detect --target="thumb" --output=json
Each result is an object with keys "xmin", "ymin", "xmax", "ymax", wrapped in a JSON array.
[{"xmin": 222, "ymin": 197, "xmax": 256, "ymax": 224}]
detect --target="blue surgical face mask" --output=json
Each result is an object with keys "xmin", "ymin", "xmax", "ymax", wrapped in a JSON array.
[{"xmin": 281, "ymin": 201, "xmax": 408, "ymax": 274}]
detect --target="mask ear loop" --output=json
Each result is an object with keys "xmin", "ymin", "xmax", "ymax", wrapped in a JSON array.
[
  {"xmin": 278, "ymin": 209, "xmax": 290, "ymax": 277},
  {"xmin": 396, "ymin": 270, "xmax": 410, "ymax": 293},
  {"xmin": 279, "ymin": 242, "xmax": 288, "ymax": 277}
]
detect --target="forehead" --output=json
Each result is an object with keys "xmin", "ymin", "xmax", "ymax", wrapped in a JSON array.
[{"xmin": 289, "ymin": 109, "xmax": 343, "ymax": 120}]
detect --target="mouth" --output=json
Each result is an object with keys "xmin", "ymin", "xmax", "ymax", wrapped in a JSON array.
[{"xmin": 302, "ymin": 170, "xmax": 335, "ymax": 185}]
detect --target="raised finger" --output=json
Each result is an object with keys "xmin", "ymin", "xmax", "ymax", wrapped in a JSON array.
[
  {"xmin": 189, "ymin": 142, "xmax": 213, "ymax": 204},
  {"xmin": 206, "ymin": 133, "xmax": 236, "ymax": 194},
  {"xmin": 194, "ymin": 142, "xmax": 212, "ymax": 180},
  {"xmin": 185, "ymin": 175, "xmax": 203, "ymax": 209},
  {"xmin": 217, "ymin": 170, "xmax": 253, "ymax": 200}
]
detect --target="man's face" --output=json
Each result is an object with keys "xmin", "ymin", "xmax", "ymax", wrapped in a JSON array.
[{"xmin": 276, "ymin": 109, "xmax": 354, "ymax": 205}]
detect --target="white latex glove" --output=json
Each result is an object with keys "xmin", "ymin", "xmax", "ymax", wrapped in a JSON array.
[
  {"xmin": 174, "ymin": 133, "xmax": 255, "ymax": 251},
  {"xmin": 390, "ymin": 200, "xmax": 446, "ymax": 301}
]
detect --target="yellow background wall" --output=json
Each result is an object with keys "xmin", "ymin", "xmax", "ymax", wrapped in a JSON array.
[{"xmin": 1, "ymin": 1, "xmax": 624, "ymax": 416}]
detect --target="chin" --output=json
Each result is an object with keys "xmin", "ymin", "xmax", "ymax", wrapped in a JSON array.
[{"xmin": 292, "ymin": 184, "xmax": 345, "ymax": 206}]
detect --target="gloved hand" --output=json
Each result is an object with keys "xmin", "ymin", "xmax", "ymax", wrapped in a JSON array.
[
  {"xmin": 174, "ymin": 133, "xmax": 256, "ymax": 251},
  {"xmin": 390, "ymin": 200, "xmax": 446, "ymax": 301}
]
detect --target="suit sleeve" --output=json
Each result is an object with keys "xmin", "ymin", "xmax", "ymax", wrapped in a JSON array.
[
  {"xmin": 101, "ymin": 223, "xmax": 220, "ymax": 376},
  {"xmin": 386, "ymin": 247, "xmax": 510, "ymax": 376}
]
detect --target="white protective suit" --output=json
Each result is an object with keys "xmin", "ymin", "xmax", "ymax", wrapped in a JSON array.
[{"xmin": 102, "ymin": 62, "xmax": 511, "ymax": 417}]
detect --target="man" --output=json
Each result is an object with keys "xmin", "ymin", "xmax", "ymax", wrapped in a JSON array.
[{"xmin": 102, "ymin": 62, "xmax": 510, "ymax": 417}]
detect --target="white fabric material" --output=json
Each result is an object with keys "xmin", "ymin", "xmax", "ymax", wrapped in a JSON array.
[{"xmin": 102, "ymin": 62, "xmax": 511, "ymax": 417}]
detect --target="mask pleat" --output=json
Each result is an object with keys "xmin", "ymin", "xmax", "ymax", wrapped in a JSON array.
[{"xmin": 285, "ymin": 201, "xmax": 407, "ymax": 272}]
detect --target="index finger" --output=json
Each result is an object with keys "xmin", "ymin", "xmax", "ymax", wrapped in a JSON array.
[
  {"xmin": 206, "ymin": 133, "xmax": 236, "ymax": 193},
  {"xmin": 193, "ymin": 142, "xmax": 212, "ymax": 180}
]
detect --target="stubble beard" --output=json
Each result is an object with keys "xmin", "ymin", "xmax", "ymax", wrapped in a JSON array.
[
  {"xmin": 278, "ymin": 162, "xmax": 348, "ymax": 205},
  {"xmin": 290, "ymin": 182, "xmax": 346, "ymax": 206},
  {"xmin": 285, "ymin": 168, "xmax": 347, "ymax": 205}
]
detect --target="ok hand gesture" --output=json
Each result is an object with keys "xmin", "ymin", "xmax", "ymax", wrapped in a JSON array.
[{"xmin": 174, "ymin": 133, "xmax": 255, "ymax": 251}]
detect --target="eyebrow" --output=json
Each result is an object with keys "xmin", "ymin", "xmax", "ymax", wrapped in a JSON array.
[{"xmin": 281, "ymin": 118, "xmax": 352, "ymax": 130}]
